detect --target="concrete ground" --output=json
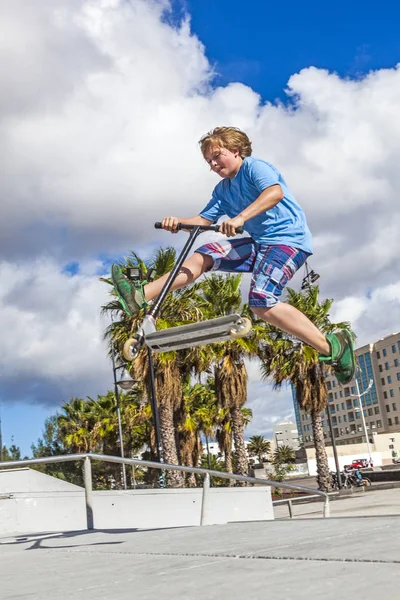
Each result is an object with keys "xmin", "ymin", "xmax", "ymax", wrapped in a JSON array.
[{"xmin": 1, "ymin": 488, "xmax": 399, "ymax": 600}]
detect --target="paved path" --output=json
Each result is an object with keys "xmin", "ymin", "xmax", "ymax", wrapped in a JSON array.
[
  {"xmin": 274, "ymin": 487, "xmax": 400, "ymax": 519},
  {"xmin": 1, "ymin": 489, "xmax": 399, "ymax": 600}
]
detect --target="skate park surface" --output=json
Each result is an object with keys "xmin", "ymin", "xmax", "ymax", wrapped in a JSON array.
[{"xmin": 1, "ymin": 488, "xmax": 399, "ymax": 600}]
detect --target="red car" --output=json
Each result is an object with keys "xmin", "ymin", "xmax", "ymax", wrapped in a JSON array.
[{"xmin": 351, "ymin": 458, "xmax": 369, "ymax": 468}]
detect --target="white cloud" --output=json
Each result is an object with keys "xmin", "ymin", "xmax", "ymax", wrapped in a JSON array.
[
  {"xmin": 1, "ymin": 0, "xmax": 399, "ymax": 433},
  {"xmin": 0, "ymin": 258, "xmax": 110, "ymax": 401}
]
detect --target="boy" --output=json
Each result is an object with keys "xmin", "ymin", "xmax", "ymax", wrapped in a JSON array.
[{"xmin": 111, "ymin": 127, "xmax": 355, "ymax": 384}]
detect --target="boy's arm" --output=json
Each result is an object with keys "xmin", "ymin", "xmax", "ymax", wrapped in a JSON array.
[
  {"xmin": 220, "ymin": 185, "xmax": 283, "ymax": 237},
  {"xmin": 161, "ymin": 215, "xmax": 213, "ymax": 233}
]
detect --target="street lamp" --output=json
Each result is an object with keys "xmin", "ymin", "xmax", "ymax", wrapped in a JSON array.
[
  {"xmin": 111, "ymin": 344, "xmax": 136, "ymax": 489},
  {"xmin": 301, "ymin": 261, "xmax": 320, "ymax": 290},
  {"xmin": 350, "ymin": 377, "xmax": 374, "ymax": 463}
]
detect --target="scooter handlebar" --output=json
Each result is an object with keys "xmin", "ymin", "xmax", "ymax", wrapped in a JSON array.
[{"xmin": 154, "ymin": 222, "xmax": 244, "ymax": 234}]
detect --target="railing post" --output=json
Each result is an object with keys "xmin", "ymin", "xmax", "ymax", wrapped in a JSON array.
[
  {"xmin": 323, "ymin": 495, "xmax": 330, "ymax": 518},
  {"xmin": 200, "ymin": 473, "xmax": 210, "ymax": 526},
  {"xmin": 83, "ymin": 456, "xmax": 94, "ymax": 530},
  {"xmin": 287, "ymin": 499, "xmax": 293, "ymax": 519}
]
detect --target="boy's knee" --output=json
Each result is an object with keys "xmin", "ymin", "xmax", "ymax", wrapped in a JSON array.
[
  {"xmin": 194, "ymin": 252, "xmax": 214, "ymax": 273},
  {"xmin": 252, "ymin": 305, "xmax": 275, "ymax": 321}
]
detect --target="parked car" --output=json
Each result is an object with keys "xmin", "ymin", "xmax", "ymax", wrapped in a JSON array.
[{"xmin": 351, "ymin": 458, "xmax": 369, "ymax": 469}]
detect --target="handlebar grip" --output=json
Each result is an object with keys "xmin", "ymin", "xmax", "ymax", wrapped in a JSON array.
[
  {"xmin": 214, "ymin": 224, "xmax": 244, "ymax": 234},
  {"xmin": 154, "ymin": 222, "xmax": 244, "ymax": 234}
]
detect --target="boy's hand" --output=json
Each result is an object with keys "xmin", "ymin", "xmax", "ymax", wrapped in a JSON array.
[
  {"xmin": 161, "ymin": 216, "xmax": 180, "ymax": 234},
  {"xmin": 220, "ymin": 216, "xmax": 245, "ymax": 237}
]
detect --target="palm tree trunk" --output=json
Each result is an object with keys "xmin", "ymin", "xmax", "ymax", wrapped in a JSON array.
[
  {"xmin": 205, "ymin": 434, "xmax": 212, "ymax": 471},
  {"xmin": 310, "ymin": 408, "xmax": 331, "ymax": 492},
  {"xmin": 224, "ymin": 449, "xmax": 234, "ymax": 487},
  {"xmin": 230, "ymin": 405, "xmax": 249, "ymax": 484},
  {"xmin": 158, "ymin": 401, "xmax": 184, "ymax": 488}
]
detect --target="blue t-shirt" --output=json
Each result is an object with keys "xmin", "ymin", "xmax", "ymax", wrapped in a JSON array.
[{"xmin": 199, "ymin": 156, "xmax": 313, "ymax": 254}]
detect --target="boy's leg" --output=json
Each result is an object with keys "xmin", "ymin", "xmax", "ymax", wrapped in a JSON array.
[
  {"xmin": 253, "ymin": 303, "xmax": 330, "ymax": 354},
  {"xmin": 111, "ymin": 253, "xmax": 213, "ymax": 317},
  {"xmin": 250, "ymin": 245, "xmax": 356, "ymax": 385},
  {"xmin": 111, "ymin": 237, "xmax": 257, "ymax": 317},
  {"xmin": 254, "ymin": 303, "xmax": 356, "ymax": 384}
]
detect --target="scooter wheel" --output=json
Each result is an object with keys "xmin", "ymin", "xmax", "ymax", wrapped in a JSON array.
[
  {"xmin": 123, "ymin": 337, "xmax": 141, "ymax": 361},
  {"xmin": 230, "ymin": 317, "xmax": 252, "ymax": 339},
  {"xmin": 363, "ymin": 477, "xmax": 371, "ymax": 487}
]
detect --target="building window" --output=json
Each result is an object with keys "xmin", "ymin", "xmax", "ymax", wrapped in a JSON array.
[
  {"xmin": 336, "ymin": 404, "xmax": 340, "ymax": 411},
  {"xmin": 379, "ymin": 365, "xmax": 383, "ymax": 372},
  {"xmin": 327, "ymin": 381, "xmax": 332, "ymax": 390},
  {"xmin": 344, "ymin": 415, "xmax": 347, "ymax": 422},
  {"xmin": 385, "ymin": 362, "xmax": 390, "ymax": 370},
  {"xmin": 374, "ymin": 407, "xmax": 380, "ymax": 414},
  {"xmin": 334, "ymin": 392, "xmax": 338, "ymax": 399},
  {"xmin": 392, "ymin": 345, "xmax": 397, "ymax": 353},
  {"xmin": 377, "ymin": 351, "xmax": 381, "ymax": 359},
  {"xmin": 355, "ymin": 411, "xmax": 361, "ymax": 419},
  {"xmin": 390, "ymin": 389, "xmax": 395, "ymax": 398},
  {"xmin": 388, "ymin": 418, "xmax": 393, "ymax": 426},
  {"xmin": 393, "ymin": 402, "xmax": 397, "ymax": 410},
  {"xmin": 341, "ymin": 402, "xmax": 345, "ymax": 410},
  {"xmin": 338, "ymin": 416, "xmax": 342, "ymax": 423},
  {"xmin": 397, "ymin": 372, "xmax": 400, "ymax": 381},
  {"xmin": 388, "ymin": 376, "xmax": 392, "ymax": 384},
  {"xmin": 381, "ymin": 377, "xmax": 385, "ymax": 385},
  {"xmin": 351, "ymin": 386, "xmax": 356, "ymax": 394},
  {"xmin": 383, "ymin": 348, "xmax": 387, "ymax": 357},
  {"xmin": 386, "ymin": 404, "xmax": 390, "ymax": 412},
  {"xmin": 395, "ymin": 359, "xmax": 399, "ymax": 367},
  {"xmin": 377, "ymin": 420, "xmax": 382, "ymax": 428},
  {"xmin": 395, "ymin": 417, "xmax": 399, "ymax": 425},
  {"xmin": 384, "ymin": 391, "xmax": 388, "ymax": 399},
  {"xmin": 368, "ymin": 408, "xmax": 373, "ymax": 416},
  {"xmin": 398, "ymin": 341, "xmax": 400, "ymax": 351}
]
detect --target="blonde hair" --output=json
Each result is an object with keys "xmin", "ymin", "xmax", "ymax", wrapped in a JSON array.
[{"xmin": 199, "ymin": 126, "xmax": 252, "ymax": 159}]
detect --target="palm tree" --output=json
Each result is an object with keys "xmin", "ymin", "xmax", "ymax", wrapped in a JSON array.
[
  {"xmin": 247, "ymin": 435, "xmax": 271, "ymax": 465},
  {"xmin": 198, "ymin": 273, "xmax": 263, "ymax": 480},
  {"xmin": 102, "ymin": 248, "xmax": 204, "ymax": 488},
  {"xmin": 179, "ymin": 380, "xmax": 217, "ymax": 486},
  {"xmin": 273, "ymin": 444, "xmax": 295, "ymax": 464},
  {"xmin": 259, "ymin": 285, "xmax": 352, "ymax": 492},
  {"xmin": 57, "ymin": 398, "xmax": 97, "ymax": 453}
]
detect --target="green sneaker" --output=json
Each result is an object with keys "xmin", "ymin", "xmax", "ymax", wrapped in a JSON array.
[
  {"xmin": 111, "ymin": 264, "xmax": 148, "ymax": 317},
  {"xmin": 319, "ymin": 329, "xmax": 356, "ymax": 385}
]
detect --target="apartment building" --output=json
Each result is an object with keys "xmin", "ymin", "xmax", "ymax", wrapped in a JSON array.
[
  {"xmin": 273, "ymin": 421, "xmax": 300, "ymax": 450},
  {"xmin": 294, "ymin": 331, "xmax": 400, "ymax": 448}
]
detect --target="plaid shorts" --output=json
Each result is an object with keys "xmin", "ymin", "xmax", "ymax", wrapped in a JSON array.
[{"xmin": 196, "ymin": 237, "xmax": 309, "ymax": 308}]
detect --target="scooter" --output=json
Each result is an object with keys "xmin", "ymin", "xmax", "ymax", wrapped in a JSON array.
[{"xmin": 122, "ymin": 222, "xmax": 252, "ymax": 361}]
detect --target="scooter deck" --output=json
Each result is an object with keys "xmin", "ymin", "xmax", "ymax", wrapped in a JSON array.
[{"xmin": 145, "ymin": 314, "xmax": 245, "ymax": 352}]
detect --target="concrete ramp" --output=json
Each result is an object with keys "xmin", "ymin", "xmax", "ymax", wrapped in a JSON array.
[
  {"xmin": 0, "ymin": 468, "xmax": 82, "ymax": 493},
  {"xmin": 0, "ymin": 516, "xmax": 399, "ymax": 600}
]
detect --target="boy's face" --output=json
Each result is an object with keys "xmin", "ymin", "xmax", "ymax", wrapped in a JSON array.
[{"xmin": 204, "ymin": 144, "xmax": 242, "ymax": 179}]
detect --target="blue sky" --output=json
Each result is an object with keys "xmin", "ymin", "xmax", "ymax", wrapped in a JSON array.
[
  {"xmin": 180, "ymin": 0, "xmax": 400, "ymax": 101},
  {"xmin": 1, "ymin": 0, "xmax": 400, "ymax": 457}
]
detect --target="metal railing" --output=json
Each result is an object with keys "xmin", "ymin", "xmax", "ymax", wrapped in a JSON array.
[
  {"xmin": 273, "ymin": 493, "xmax": 338, "ymax": 519},
  {"xmin": 0, "ymin": 453, "xmax": 330, "ymax": 528}
]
